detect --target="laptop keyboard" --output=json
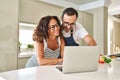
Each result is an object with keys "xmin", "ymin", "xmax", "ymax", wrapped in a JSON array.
[{"xmin": 56, "ymin": 66, "xmax": 62, "ymax": 72}]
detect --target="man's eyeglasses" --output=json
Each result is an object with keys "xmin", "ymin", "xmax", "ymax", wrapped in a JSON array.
[
  {"xmin": 63, "ymin": 22, "xmax": 76, "ymax": 28},
  {"xmin": 49, "ymin": 24, "xmax": 60, "ymax": 30}
]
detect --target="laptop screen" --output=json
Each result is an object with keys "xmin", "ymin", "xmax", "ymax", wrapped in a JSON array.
[{"xmin": 62, "ymin": 46, "xmax": 100, "ymax": 74}]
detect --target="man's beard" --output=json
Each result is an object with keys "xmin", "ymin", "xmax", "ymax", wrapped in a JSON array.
[{"xmin": 62, "ymin": 24, "xmax": 73, "ymax": 32}]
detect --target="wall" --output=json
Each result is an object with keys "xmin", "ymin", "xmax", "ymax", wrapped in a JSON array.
[
  {"xmin": 0, "ymin": 0, "xmax": 18, "ymax": 72},
  {"xmin": 19, "ymin": 0, "xmax": 85, "ymax": 24},
  {"xmin": 86, "ymin": 6, "xmax": 108, "ymax": 54},
  {"xmin": 81, "ymin": 12, "xmax": 93, "ymax": 45},
  {"xmin": 19, "ymin": 0, "xmax": 63, "ymax": 24}
]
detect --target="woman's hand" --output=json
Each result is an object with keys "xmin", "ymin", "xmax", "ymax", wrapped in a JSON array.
[{"xmin": 57, "ymin": 58, "xmax": 63, "ymax": 65}]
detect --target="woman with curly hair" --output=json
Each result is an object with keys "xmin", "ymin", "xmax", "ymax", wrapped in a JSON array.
[{"xmin": 26, "ymin": 16, "xmax": 65, "ymax": 67}]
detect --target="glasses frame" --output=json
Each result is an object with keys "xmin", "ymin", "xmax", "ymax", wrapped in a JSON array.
[
  {"xmin": 62, "ymin": 21, "xmax": 76, "ymax": 28},
  {"xmin": 48, "ymin": 24, "xmax": 60, "ymax": 30}
]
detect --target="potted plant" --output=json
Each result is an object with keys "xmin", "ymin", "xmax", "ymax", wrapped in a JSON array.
[
  {"xmin": 27, "ymin": 44, "xmax": 34, "ymax": 53},
  {"xmin": 27, "ymin": 44, "xmax": 34, "ymax": 49}
]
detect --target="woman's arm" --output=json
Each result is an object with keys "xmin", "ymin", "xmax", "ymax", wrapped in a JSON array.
[
  {"xmin": 60, "ymin": 36, "xmax": 65, "ymax": 58},
  {"xmin": 35, "ymin": 41, "xmax": 63, "ymax": 65}
]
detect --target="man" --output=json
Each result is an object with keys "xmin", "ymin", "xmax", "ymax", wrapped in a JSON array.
[{"xmin": 61, "ymin": 7, "xmax": 97, "ymax": 46}]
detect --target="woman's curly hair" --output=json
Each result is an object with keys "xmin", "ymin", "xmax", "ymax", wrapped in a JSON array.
[{"xmin": 33, "ymin": 16, "xmax": 62, "ymax": 43}]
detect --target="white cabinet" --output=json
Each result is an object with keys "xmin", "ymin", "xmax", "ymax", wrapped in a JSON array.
[
  {"xmin": 0, "ymin": 0, "xmax": 18, "ymax": 72},
  {"xmin": 18, "ymin": 57, "xmax": 30, "ymax": 69}
]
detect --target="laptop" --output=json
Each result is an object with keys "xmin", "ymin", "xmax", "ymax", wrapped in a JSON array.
[{"xmin": 56, "ymin": 46, "xmax": 100, "ymax": 74}]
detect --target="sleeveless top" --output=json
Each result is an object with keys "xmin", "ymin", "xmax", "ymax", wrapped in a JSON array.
[{"xmin": 43, "ymin": 37, "xmax": 61, "ymax": 58}]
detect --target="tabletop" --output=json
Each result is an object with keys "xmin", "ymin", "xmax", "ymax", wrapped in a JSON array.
[{"xmin": 0, "ymin": 59, "xmax": 120, "ymax": 80}]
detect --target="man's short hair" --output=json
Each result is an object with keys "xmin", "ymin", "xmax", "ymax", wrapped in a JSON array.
[{"xmin": 62, "ymin": 7, "xmax": 78, "ymax": 19}]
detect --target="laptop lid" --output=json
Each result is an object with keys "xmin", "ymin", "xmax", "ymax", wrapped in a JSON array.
[{"xmin": 62, "ymin": 46, "xmax": 100, "ymax": 74}]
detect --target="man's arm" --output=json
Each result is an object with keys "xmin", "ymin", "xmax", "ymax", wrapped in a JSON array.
[{"xmin": 83, "ymin": 35, "xmax": 97, "ymax": 46}]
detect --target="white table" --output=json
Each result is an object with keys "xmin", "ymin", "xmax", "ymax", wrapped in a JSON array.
[{"xmin": 0, "ymin": 59, "xmax": 120, "ymax": 80}]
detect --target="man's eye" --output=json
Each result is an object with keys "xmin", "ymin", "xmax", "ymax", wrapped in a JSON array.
[
  {"xmin": 65, "ymin": 22, "xmax": 68, "ymax": 24},
  {"xmin": 70, "ymin": 23, "xmax": 75, "ymax": 25}
]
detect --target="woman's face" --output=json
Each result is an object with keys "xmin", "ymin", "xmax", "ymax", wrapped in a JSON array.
[{"xmin": 48, "ymin": 18, "xmax": 60, "ymax": 37}]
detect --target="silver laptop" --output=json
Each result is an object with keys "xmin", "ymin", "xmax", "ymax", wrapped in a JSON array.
[{"xmin": 57, "ymin": 46, "xmax": 100, "ymax": 74}]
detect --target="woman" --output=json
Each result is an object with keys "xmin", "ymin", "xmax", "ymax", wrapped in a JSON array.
[{"xmin": 26, "ymin": 16, "xmax": 65, "ymax": 67}]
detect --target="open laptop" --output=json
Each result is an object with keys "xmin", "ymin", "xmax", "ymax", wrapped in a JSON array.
[{"xmin": 56, "ymin": 46, "xmax": 100, "ymax": 74}]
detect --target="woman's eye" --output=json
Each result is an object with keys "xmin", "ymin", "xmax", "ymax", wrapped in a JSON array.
[
  {"xmin": 51, "ymin": 26, "xmax": 55, "ymax": 29},
  {"xmin": 49, "ymin": 24, "xmax": 59, "ymax": 29}
]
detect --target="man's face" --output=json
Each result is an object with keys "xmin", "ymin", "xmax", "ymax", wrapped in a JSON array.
[{"xmin": 62, "ymin": 14, "xmax": 76, "ymax": 32}]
